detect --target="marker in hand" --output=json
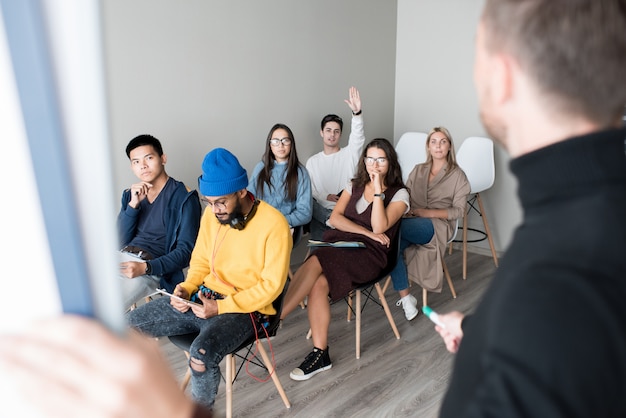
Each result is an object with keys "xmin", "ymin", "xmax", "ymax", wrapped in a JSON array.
[{"xmin": 422, "ymin": 305, "xmax": 446, "ymax": 328}]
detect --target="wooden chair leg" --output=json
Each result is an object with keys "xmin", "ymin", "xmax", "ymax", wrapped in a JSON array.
[
  {"xmin": 355, "ymin": 290, "xmax": 361, "ymax": 359},
  {"xmin": 347, "ymin": 291, "xmax": 354, "ymax": 322},
  {"xmin": 442, "ymin": 258, "xmax": 457, "ymax": 299},
  {"xmin": 462, "ymin": 212, "xmax": 469, "ymax": 280},
  {"xmin": 180, "ymin": 351, "xmax": 191, "ymax": 391},
  {"xmin": 382, "ymin": 276, "xmax": 392, "ymax": 294},
  {"xmin": 256, "ymin": 340, "xmax": 291, "ymax": 408},
  {"xmin": 374, "ymin": 283, "xmax": 400, "ymax": 340},
  {"xmin": 476, "ymin": 193, "xmax": 499, "ymax": 268},
  {"xmin": 225, "ymin": 354, "xmax": 234, "ymax": 418}
]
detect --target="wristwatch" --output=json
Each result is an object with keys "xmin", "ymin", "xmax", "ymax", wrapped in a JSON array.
[
  {"xmin": 145, "ymin": 262, "xmax": 152, "ymax": 275},
  {"xmin": 352, "ymin": 109, "xmax": 362, "ymax": 116},
  {"xmin": 374, "ymin": 193, "xmax": 385, "ymax": 199}
]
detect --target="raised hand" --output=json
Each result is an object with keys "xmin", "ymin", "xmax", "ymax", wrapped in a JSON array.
[{"xmin": 344, "ymin": 86, "xmax": 361, "ymax": 114}]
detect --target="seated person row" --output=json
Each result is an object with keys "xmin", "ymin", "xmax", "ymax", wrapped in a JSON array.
[
  {"xmin": 250, "ymin": 85, "xmax": 364, "ymax": 243},
  {"xmin": 280, "ymin": 138, "xmax": 410, "ymax": 381},
  {"xmin": 127, "ymin": 148, "xmax": 292, "ymax": 409},
  {"xmin": 248, "ymin": 123, "xmax": 312, "ymax": 243},
  {"xmin": 117, "ymin": 134, "xmax": 202, "ymax": 310},
  {"xmin": 391, "ymin": 127, "xmax": 470, "ymax": 320},
  {"xmin": 117, "ymin": 86, "xmax": 358, "ymax": 310},
  {"xmin": 306, "ymin": 86, "xmax": 366, "ymax": 240}
]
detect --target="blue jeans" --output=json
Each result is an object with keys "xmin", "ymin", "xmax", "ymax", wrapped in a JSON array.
[
  {"xmin": 310, "ymin": 199, "xmax": 333, "ymax": 241},
  {"xmin": 126, "ymin": 297, "xmax": 258, "ymax": 407},
  {"xmin": 390, "ymin": 217, "xmax": 434, "ymax": 291}
]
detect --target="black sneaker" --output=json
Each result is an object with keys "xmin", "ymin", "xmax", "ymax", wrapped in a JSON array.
[{"xmin": 289, "ymin": 346, "xmax": 332, "ymax": 381}]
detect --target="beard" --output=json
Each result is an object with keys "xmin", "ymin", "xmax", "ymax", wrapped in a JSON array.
[
  {"xmin": 216, "ymin": 198, "xmax": 245, "ymax": 226},
  {"xmin": 479, "ymin": 105, "xmax": 507, "ymax": 151}
]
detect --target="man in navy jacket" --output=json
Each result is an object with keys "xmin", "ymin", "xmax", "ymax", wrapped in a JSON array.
[{"xmin": 118, "ymin": 134, "xmax": 201, "ymax": 309}]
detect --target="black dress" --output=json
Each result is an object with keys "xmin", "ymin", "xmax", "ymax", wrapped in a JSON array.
[{"xmin": 314, "ymin": 184, "xmax": 402, "ymax": 301}]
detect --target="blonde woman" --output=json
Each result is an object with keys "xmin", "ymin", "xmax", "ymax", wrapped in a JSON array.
[{"xmin": 391, "ymin": 127, "xmax": 470, "ymax": 320}]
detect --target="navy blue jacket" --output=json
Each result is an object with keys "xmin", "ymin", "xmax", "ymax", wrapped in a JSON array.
[{"xmin": 117, "ymin": 178, "xmax": 201, "ymax": 292}]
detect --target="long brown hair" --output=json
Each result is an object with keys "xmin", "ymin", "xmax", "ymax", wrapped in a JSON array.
[
  {"xmin": 255, "ymin": 123, "xmax": 301, "ymax": 201},
  {"xmin": 352, "ymin": 138, "xmax": 404, "ymax": 189}
]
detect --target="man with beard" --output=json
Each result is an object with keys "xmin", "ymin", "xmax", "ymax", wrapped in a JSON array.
[
  {"xmin": 127, "ymin": 147, "xmax": 292, "ymax": 410},
  {"xmin": 435, "ymin": 0, "xmax": 626, "ymax": 417}
]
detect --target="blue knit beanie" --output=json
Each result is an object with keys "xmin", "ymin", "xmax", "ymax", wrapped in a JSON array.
[{"xmin": 198, "ymin": 148, "xmax": 248, "ymax": 197}]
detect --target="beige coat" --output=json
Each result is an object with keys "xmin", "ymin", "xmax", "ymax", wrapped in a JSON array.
[{"xmin": 404, "ymin": 163, "xmax": 470, "ymax": 292}]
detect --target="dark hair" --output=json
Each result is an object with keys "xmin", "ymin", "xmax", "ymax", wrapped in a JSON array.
[
  {"xmin": 320, "ymin": 114, "xmax": 343, "ymax": 132},
  {"xmin": 255, "ymin": 123, "xmax": 301, "ymax": 202},
  {"xmin": 352, "ymin": 138, "xmax": 404, "ymax": 189},
  {"xmin": 125, "ymin": 134, "xmax": 164, "ymax": 158},
  {"xmin": 482, "ymin": 0, "xmax": 626, "ymax": 126}
]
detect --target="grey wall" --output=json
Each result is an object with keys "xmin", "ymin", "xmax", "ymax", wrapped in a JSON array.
[
  {"xmin": 102, "ymin": 0, "xmax": 397, "ymax": 196},
  {"xmin": 394, "ymin": 0, "xmax": 522, "ymax": 253},
  {"xmin": 102, "ymin": 0, "xmax": 521, "ymax": 254}
]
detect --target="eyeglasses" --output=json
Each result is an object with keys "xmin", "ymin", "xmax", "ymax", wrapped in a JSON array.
[
  {"xmin": 269, "ymin": 138, "xmax": 292, "ymax": 147},
  {"xmin": 201, "ymin": 193, "xmax": 235, "ymax": 211},
  {"xmin": 364, "ymin": 157, "xmax": 388, "ymax": 165}
]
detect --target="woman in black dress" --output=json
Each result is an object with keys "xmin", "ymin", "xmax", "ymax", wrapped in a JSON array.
[{"xmin": 281, "ymin": 138, "xmax": 409, "ymax": 381}]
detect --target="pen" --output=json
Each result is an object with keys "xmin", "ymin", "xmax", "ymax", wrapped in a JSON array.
[{"xmin": 422, "ymin": 305, "xmax": 446, "ymax": 328}]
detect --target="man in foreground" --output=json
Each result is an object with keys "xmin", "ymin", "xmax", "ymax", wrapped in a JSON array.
[{"xmin": 436, "ymin": 1, "xmax": 626, "ymax": 416}]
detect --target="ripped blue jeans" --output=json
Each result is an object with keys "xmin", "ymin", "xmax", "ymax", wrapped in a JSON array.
[{"xmin": 126, "ymin": 297, "xmax": 257, "ymax": 407}]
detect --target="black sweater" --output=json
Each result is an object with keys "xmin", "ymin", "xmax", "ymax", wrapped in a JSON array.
[{"xmin": 440, "ymin": 128, "xmax": 626, "ymax": 417}]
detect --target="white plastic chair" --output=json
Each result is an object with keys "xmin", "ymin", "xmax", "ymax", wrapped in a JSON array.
[
  {"xmin": 455, "ymin": 136, "xmax": 499, "ymax": 279},
  {"xmin": 395, "ymin": 132, "xmax": 428, "ymax": 182}
]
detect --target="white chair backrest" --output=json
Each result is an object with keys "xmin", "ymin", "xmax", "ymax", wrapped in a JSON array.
[
  {"xmin": 395, "ymin": 132, "xmax": 428, "ymax": 182},
  {"xmin": 456, "ymin": 136, "xmax": 495, "ymax": 194}
]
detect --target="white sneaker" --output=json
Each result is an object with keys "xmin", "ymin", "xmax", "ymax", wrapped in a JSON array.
[{"xmin": 396, "ymin": 294, "xmax": 419, "ymax": 321}]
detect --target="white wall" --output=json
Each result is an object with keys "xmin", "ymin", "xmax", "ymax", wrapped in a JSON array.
[
  {"xmin": 394, "ymin": 0, "xmax": 522, "ymax": 254},
  {"xmin": 102, "ymin": 0, "xmax": 522, "ymax": 255},
  {"xmin": 102, "ymin": 0, "xmax": 397, "ymax": 198}
]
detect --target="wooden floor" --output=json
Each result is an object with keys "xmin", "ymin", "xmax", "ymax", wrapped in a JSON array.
[{"xmin": 160, "ymin": 244, "xmax": 497, "ymax": 418}]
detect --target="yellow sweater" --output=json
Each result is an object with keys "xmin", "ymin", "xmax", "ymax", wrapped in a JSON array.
[{"xmin": 179, "ymin": 200, "xmax": 291, "ymax": 315}]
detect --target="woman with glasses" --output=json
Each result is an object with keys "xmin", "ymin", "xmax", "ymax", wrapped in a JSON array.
[
  {"xmin": 391, "ymin": 127, "xmax": 470, "ymax": 321},
  {"xmin": 280, "ymin": 138, "xmax": 409, "ymax": 381},
  {"xmin": 248, "ymin": 123, "xmax": 312, "ymax": 240}
]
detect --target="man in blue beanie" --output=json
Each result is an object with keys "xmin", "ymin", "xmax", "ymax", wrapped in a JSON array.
[{"xmin": 127, "ymin": 147, "xmax": 292, "ymax": 410}]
